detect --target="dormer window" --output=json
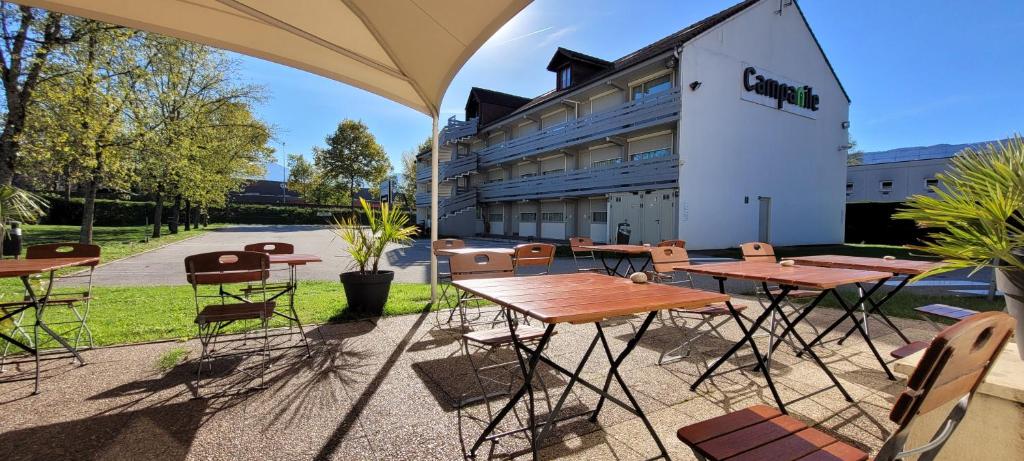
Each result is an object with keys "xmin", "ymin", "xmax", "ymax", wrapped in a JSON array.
[{"xmin": 558, "ymin": 66, "xmax": 571, "ymax": 90}]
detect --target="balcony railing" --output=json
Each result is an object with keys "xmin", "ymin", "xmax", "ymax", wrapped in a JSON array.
[
  {"xmin": 478, "ymin": 156, "xmax": 678, "ymax": 202},
  {"xmin": 440, "ymin": 153, "xmax": 478, "ymax": 181},
  {"xmin": 416, "ymin": 163, "xmax": 431, "ymax": 182},
  {"xmin": 475, "ymin": 88, "xmax": 681, "ymax": 167},
  {"xmin": 414, "ymin": 192, "xmax": 431, "ymax": 207},
  {"xmin": 440, "ymin": 189, "xmax": 476, "ymax": 217},
  {"xmin": 440, "ymin": 116, "xmax": 479, "ymax": 145}
]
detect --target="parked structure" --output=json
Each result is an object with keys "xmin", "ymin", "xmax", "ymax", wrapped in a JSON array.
[
  {"xmin": 230, "ymin": 179, "xmax": 304, "ymax": 205},
  {"xmin": 417, "ymin": 0, "xmax": 850, "ymax": 249}
]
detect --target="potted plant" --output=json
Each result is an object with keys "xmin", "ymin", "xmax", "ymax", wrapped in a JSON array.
[
  {"xmin": 333, "ymin": 197, "xmax": 416, "ymax": 316},
  {"xmin": 895, "ymin": 135, "xmax": 1024, "ymax": 358},
  {"xmin": 0, "ymin": 185, "xmax": 47, "ymax": 258}
]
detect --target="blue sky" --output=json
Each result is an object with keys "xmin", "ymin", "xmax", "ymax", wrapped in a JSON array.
[{"xmin": 238, "ymin": 0, "xmax": 1024, "ymax": 180}]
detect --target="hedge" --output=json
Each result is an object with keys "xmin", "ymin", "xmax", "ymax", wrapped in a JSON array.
[{"xmin": 38, "ymin": 196, "xmax": 400, "ymax": 226}]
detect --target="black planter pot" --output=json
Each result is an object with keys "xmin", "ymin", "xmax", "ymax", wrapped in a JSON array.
[
  {"xmin": 995, "ymin": 267, "xmax": 1024, "ymax": 359},
  {"xmin": 340, "ymin": 270, "xmax": 395, "ymax": 317}
]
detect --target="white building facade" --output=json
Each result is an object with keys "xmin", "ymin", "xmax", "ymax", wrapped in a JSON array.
[{"xmin": 416, "ymin": 0, "xmax": 850, "ymax": 250}]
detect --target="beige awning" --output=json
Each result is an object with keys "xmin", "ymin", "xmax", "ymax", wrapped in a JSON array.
[{"xmin": 15, "ymin": 0, "xmax": 530, "ymax": 116}]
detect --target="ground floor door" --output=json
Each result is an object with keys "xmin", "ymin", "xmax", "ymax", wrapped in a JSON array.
[
  {"xmin": 607, "ymin": 189, "xmax": 678, "ymax": 244},
  {"xmin": 758, "ymin": 196, "xmax": 772, "ymax": 243}
]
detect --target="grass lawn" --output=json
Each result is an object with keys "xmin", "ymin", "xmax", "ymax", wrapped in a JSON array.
[
  {"xmin": 5, "ymin": 282, "xmax": 455, "ymax": 349},
  {"xmin": 817, "ymin": 289, "xmax": 1006, "ymax": 324},
  {"xmin": 20, "ymin": 224, "xmax": 223, "ymax": 263},
  {"xmin": 700, "ymin": 243, "xmax": 930, "ymax": 261}
]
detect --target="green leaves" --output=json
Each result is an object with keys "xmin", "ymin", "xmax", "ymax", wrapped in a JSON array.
[
  {"xmin": 0, "ymin": 185, "xmax": 48, "ymax": 255},
  {"xmin": 332, "ymin": 197, "xmax": 416, "ymax": 274},
  {"xmin": 314, "ymin": 120, "xmax": 391, "ymax": 204},
  {"xmin": 894, "ymin": 135, "xmax": 1024, "ymax": 279}
]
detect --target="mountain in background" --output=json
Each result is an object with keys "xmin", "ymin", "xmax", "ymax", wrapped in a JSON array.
[
  {"xmin": 263, "ymin": 162, "xmax": 288, "ymax": 181},
  {"xmin": 860, "ymin": 138, "xmax": 1010, "ymax": 165}
]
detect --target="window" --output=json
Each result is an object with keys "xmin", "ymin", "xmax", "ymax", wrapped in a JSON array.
[
  {"xmin": 541, "ymin": 212, "xmax": 564, "ymax": 222},
  {"xmin": 559, "ymin": 66, "xmax": 571, "ymax": 89},
  {"xmin": 520, "ymin": 212, "xmax": 537, "ymax": 222},
  {"xmin": 630, "ymin": 148, "xmax": 671, "ymax": 162},
  {"xmin": 488, "ymin": 212, "xmax": 503, "ymax": 222},
  {"xmin": 520, "ymin": 172, "xmax": 537, "ymax": 179},
  {"xmin": 631, "ymin": 74, "xmax": 672, "ymax": 100},
  {"xmin": 846, "ymin": 182, "xmax": 854, "ymax": 196},
  {"xmin": 475, "ymin": 207, "xmax": 483, "ymax": 220},
  {"xmin": 924, "ymin": 178, "xmax": 939, "ymax": 190},
  {"xmin": 541, "ymin": 168, "xmax": 564, "ymax": 176},
  {"xmin": 592, "ymin": 211, "xmax": 608, "ymax": 223},
  {"xmin": 879, "ymin": 180, "xmax": 893, "ymax": 194},
  {"xmin": 591, "ymin": 157, "xmax": 621, "ymax": 168}
]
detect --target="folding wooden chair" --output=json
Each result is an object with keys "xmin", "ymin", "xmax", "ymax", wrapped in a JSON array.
[
  {"xmin": 512, "ymin": 243, "xmax": 555, "ymax": 276},
  {"xmin": 890, "ymin": 304, "xmax": 981, "ymax": 360},
  {"xmin": 649, "ymin": 246, "xmax": 749, "ymax": 364},
  {"xmin": 1, "ymin": 243, "xmax": 101, "ymax": 370},
  {"xmin": 657, "ymin": 239, "xmax": 687, "ymax": 248},
  {"xmin": 568, "ymin": 237, "xmax": 602, "ymax": 273},
  {"xmin": 740, "ymin": 242, "xmax": 821, "ymax": 357},
  {"xmin": 185, "ymin": 251, "xmax": 275, "ymax": 397},
  {"xmin": 432, "ymin": 239, "xmax": 465, "ymax": 326},
  {"xmin": 241, "ymin": 242, "xmax": 313, "ymax": 356},
  {"xmin": 677, "ymin": 311, "xmax": 1015, "ymax": 461},
  {"xmin": 452, "ymin": 251, "xmax": 552, "ymax": 415}
]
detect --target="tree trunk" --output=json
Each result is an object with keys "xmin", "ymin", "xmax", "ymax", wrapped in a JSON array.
[
  {"xmin": 63, "ymin": 165, "xmax": 72, "ymax": 200},
  {"xmin": 184, "ymin": 199, "xmax": 192, "ymax": 231},
  {"xmin": 79, "ymin": 177, "xmax": 98, "ymax": 244},
  {"xmin": 152, "ymin": 185, "xmax": 163, "ymax": 238},
  {"xmin": 169, "ymin": 194, "xmax": 181, "ymax": 234},
  {"xmin": 0, "ymin": 124, "xmax": 22, "ymax": 186}
]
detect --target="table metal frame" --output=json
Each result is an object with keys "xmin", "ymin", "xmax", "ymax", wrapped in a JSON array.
[{"xmin": 584, "ymin": 246, "xmax": 651, "ymax": 277}]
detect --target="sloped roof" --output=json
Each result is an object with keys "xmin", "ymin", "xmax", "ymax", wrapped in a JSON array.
[
  {"xmin": 466, "ymin": 87, "xmax": 533, "ymax": 111},
  {"xmin": 545, "ymin": 47, "xmax": 613, "ymax": 72}
]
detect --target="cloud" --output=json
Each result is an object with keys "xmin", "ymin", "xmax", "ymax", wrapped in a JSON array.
[{"xmin": 535, "ymin": 26, "xmax": 578, "ymax": 48}]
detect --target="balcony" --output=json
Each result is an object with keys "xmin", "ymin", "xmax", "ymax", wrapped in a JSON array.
[
  {"xmin": 478, "ymin": 156, "xmax": 677, "ymax": 202},
  {"xmin": 440, "ymin": 189, "xmax": 476, "ymax": 217},
  {"xmin": 416, "ymin": 163, "xmax": 431, "ymax": 182},
  {"xmin": 414, "ymin": 191, "xmax": 430, "ymax": 207},
  {"xmin": 439, "ymin": 116, "xmax": 478, "ymax": 145},
  {"xmin": 475, "ymin": 87, "xmax": 681, "ymax": 167},
  {"xmin": 440, "ymin": 153, "xmax": 478, "ymax": 181}
]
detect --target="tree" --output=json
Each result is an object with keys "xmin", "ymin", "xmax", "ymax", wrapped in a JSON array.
[
  {"xmin": 314, "ymin": 120, "xmax": 390, "ymax": 205},
  {"xmin": 847, "ymin": 138, "xmax": 864, "ymax": 166},
  {"xmin": 287, "ymin": 153, "xmax": 316, "ymax": 200},
  {"xmin": 398, "ymin": 151, "xmax": 418, "ymax": 210},
  {"xmin": 0, "ymin": 5, "xmax": 85, "ymax": 185}
]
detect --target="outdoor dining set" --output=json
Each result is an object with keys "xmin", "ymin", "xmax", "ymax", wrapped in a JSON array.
[
  {"xmin": 0, "ymin": 236, "xmax": 1013, "ymax": 461},
  {"xmin": 432, "ymin": 237, "xmax": 1014, "ymax": 461}
]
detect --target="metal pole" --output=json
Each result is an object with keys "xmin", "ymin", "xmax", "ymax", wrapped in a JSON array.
[{"xmin": 430, "ymin": 115, "xmax": 440, "ymax": 303}]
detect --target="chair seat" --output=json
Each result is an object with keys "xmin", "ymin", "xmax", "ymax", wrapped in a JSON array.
[
  {"xmin": 195, "ymin": 302, "xmax": 276, "ymax": 324},
  {"xmin": 463, "ymin": 325, "xmax": 552, "ymax": 346},
  {"xmin": 768, "ymin": 288, "xmax": 821, "ymax": 299},
  {"xmin": 915, "ymin": 304, "xmax": 978, "ymax": 321},
  {"xmin": 575, "ymin": 267, "xmax": 605, "ymax": 273},
  {"xmin": 890, "ymin": 340, "xmax": 929, "ymax": 359},
  {"xmin": 677, "ymin": 405, "xmax": 868, "ymax": 461},
  {"xmin": 690, "ymin": 303, "xmax": 747, "ymax": 316}
]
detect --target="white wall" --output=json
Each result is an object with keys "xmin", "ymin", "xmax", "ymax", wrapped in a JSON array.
[
  {"xmin": 677, "ymin": 0, "xmax": 848, "ymax": 249},
  {"xmin": 846, "ymin": 158, "xmax": 948, "ymax": 203}
]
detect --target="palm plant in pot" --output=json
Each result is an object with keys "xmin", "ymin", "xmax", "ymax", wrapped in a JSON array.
[
  {"xmin": 895, "ymin": 135, "xmax": 1024, "ymax": 358},
  {"xmin": 333, "ymin": 197, "xmax": 416, "ymax": 316}
]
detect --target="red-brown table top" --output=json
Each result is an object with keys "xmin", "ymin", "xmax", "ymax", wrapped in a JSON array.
[
  {"xmin": 0, "ymin": 257, "xmax": 101, "ymax": 278},
  {"xmin": 790, "ymin": 255, "xmax": 940, "ymax": 276},
  {"xmin": 580, "ymin": 244, "xmax": 652, "ymax": 255},
  {"xmin": 453, "ymin": 273, "xmax": 729, "ymax": 324},
  {"xmin": 679, "ymin": 261, "xmax": 892, "ymax": 290},
  {"xmin": 434, "ymin": 247, "xmax": 515, "ymax": 257},
  {"xmin": 268, "ymin": 253, "xmax": 322, "ymax": 265}
]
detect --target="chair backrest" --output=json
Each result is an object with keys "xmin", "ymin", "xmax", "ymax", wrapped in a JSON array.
[
  {"xmin": 657, "ymin": 239, "xmax": 686, "ymax": 248},
  {"xmin": 185, "ymin": 251, "xmax": 270, "ymax": 286},
  {"xmin": 26, "ymin": 243, "xmax": 101, "ymax": 267},
  {"xmin": 513, "ymin": 243, "xmax": 556, "ymax": 268},
  {"xmin": 243, "ymin": 242, "xmax": 294, "ymax": 255},
  {"xmin": 649, "ymin": 246, "xmax": 690, "ymax": 273},
  {"xmin": 432, "ymin": 238, "xmax": 465, "ymax": 254},
  {"xmin": 740, "ymin": 242, "xmax": 776, "ymax": 263},
  {"xmin": 449, "ymin": 251, "xmax": 514, "ymax": 281},
  {"xmin": 876, "ymin": 312, "xmax": 1014, "ymax": 460},
  {"xmin": 568, "ymin": 237, "xmax": 594, "ymax": 251}
]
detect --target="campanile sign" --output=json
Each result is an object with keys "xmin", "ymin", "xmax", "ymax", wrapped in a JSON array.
[{"xmin": 741, "ymin": 64, "xmax": 819, "ymax": 119}]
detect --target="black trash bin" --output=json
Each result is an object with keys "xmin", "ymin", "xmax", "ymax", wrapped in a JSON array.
[
  {"xmin": 615, "ymin": 220, "xmax": 631, "ymax": 244},
  {"xmin": 2, "ymin": 221, "xmax": 22, "ymax": 258}
]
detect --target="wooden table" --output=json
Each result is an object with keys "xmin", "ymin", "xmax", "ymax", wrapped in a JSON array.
[
  {"xmin": 0, "ymin": 256, "xmax": 100, "ymax": 393},
  {"xmin": 253, "ymin": 253, "xmax": 322, "ymax": 356},
  {"xmin": 791, "ymin": 255, "xmax": 941, "ymax": 347},
  {"xmin": 681, "ymin": 261, "xmax": 894, "ymax": 411},
  {"xmin": 455, "ymin": 273, "xmax": 728, "ymax": 460},
  {"xmin": 580, "ymin": 244, "xmax": 652, "ymax": 277}
]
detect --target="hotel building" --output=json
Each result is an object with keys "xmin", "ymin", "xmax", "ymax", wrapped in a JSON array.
[{"xmin": 416, "ymin": 0, "xmax": 850, "ymax": 249}]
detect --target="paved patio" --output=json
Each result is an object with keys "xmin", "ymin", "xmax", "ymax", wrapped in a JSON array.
[{"xmin": 0, "ymin": 298, "xmax": 933, "ymax": 460}]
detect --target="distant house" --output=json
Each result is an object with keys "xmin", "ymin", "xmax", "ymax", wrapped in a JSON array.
[
  {"xmin": 230, "ymin": 179, "xmax": 304, "ymax": 204},
  {"xmin": 352, "ymin": 187, "xmax": 381, "ymax": 208}
]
